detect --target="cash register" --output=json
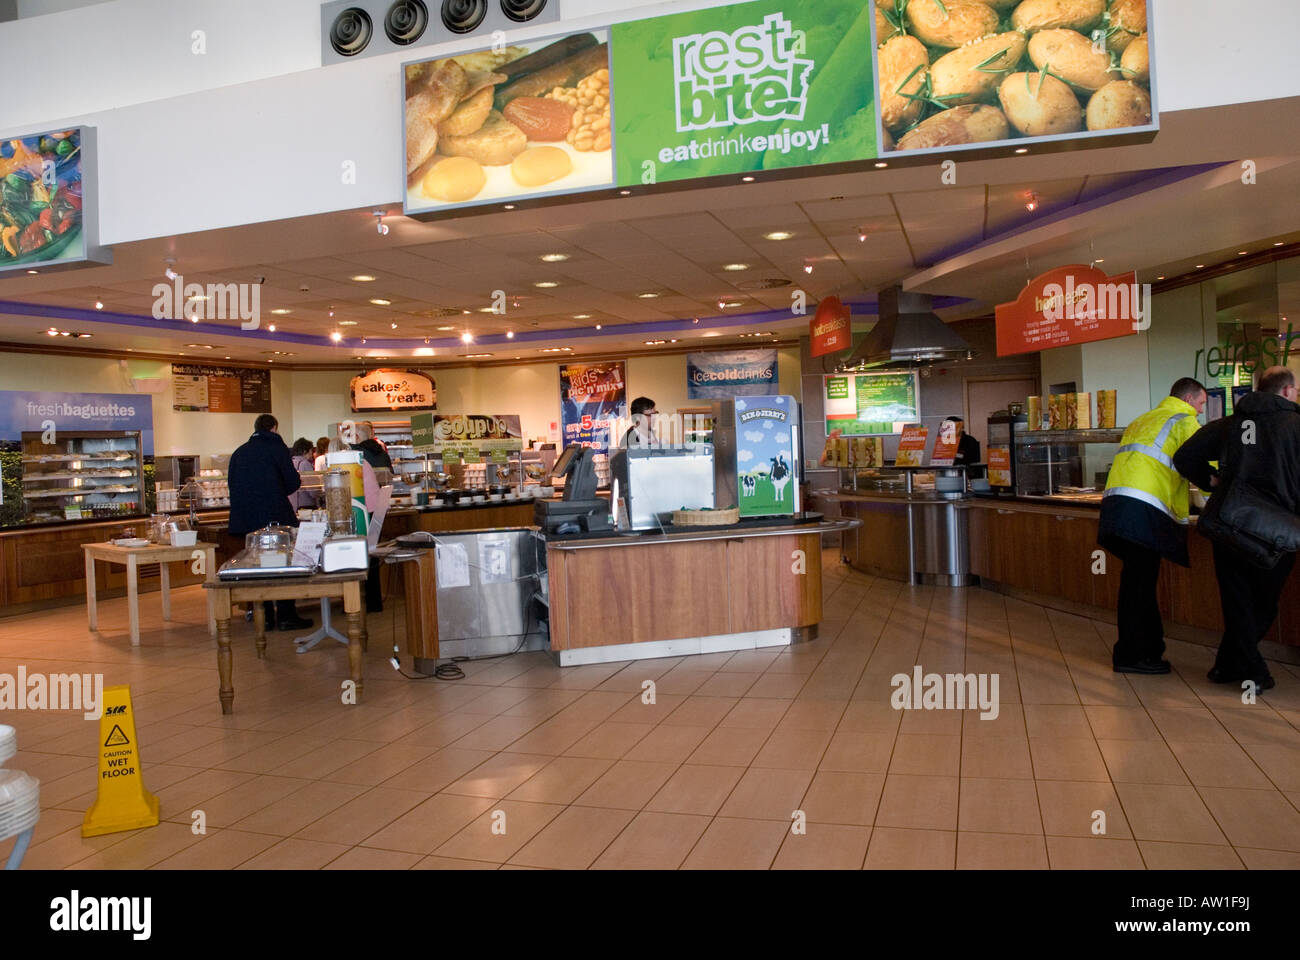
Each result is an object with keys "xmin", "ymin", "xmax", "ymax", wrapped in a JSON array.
[{"xmin": 534, "ymin": 445, "xmax": 611, "ymax": 534}]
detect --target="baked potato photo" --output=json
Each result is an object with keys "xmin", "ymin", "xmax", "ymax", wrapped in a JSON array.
[
  {"xmin": 404, "ymin": 31, "xmax": 614, "ymax": 212},
  {"xmin": 874, "ymin": 0, "xmax": 1155, "ymax": 152}
]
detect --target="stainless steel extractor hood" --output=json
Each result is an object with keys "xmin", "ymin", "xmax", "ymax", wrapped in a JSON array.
[{"xmin": 845, "ymin": 287, "xmax": 972, "ymax": 368}]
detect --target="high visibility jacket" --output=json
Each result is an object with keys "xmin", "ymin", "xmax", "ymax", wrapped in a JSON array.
[{"xmin": 1103, "ymin": 395, "xmax": 1200, "ymax": 524}]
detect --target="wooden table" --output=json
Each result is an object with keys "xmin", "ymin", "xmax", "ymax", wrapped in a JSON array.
[
  {"xmin": 203, "ymin": 570, "xmax": 368, "ymax": 714},
  {"xmin": 82, "ymin": 541, "xmax": 218, "ymax": 646}
]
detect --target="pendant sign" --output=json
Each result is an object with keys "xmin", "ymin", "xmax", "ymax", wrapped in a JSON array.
[
  {"xmin": 995, "ymin": 265, "xmax": 1143, "ymax": 357},
  {"xmin": 349, "ymin": 369, "xmax": 436, "ymax": 412},
  {"xmin": 810, "ymin": 296, "xmax": 851, "ymax": 358},
  {"xmin": 83, "ymin": 684, "xmax": 158, "ymax": 837}
]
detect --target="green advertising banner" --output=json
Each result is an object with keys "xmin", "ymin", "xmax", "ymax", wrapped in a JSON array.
[
  {"xmin": 823, "ymin": 372, "xmax": 919, "ymax": 436},
  {"xmin": 611, "ymin": 0, "xmax": 876, "ymax": 185}
]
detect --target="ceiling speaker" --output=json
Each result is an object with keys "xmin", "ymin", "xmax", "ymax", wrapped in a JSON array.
[{"xmin": 321, "ymin": 0, "xmax": 560, "ymax": 65}]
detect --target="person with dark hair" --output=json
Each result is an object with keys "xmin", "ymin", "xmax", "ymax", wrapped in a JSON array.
[
  {"xmin": 226, "ymin": 414, "xmax": 313, "ymax": 631},
  {"xmin": 943, "ymin": 416, "xmax": 981, "ymax": 465},
  {"xmin": 289, "ymin": 439, "xmax": 316, "ymax": 511},
  {"xmin": 621, "ymin": 397, "xmax": 658, "ymax": 448},
  {"xmin": 1174, "ymin": 365, "xmax": 1300, "ymax": 692},
  {"xmin": 1098, "ymin": 378, "xmax": 1208, "ymax": 674}
]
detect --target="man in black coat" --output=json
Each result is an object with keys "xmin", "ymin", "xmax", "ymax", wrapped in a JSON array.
[
  {"xmin": 227, "ymin": 413, "xmax": 312, "ymax": 630},
  {"xmin": 1173, "ymin": 366, "xmax": 1300, "ymax": 691}
]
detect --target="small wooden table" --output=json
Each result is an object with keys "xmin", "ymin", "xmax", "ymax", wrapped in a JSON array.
[
  {"xmin": 203, "ymin": 570, "xmax": 368, "ymax": 714},
  {"xmin": 82, "ymin": 541, "xmax": 218, "ymax": 646}
]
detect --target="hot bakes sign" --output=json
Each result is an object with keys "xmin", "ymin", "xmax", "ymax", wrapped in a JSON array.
[
  {"xmin": 996, "ymin": 265, "xmax": 1144, "ymax": 357},
  {"xmin": 349, "ymin": 369, "xmax": 436, "ymax": 412}
]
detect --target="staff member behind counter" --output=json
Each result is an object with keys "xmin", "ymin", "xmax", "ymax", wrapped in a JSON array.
[
  {"xmin": 621, "ymin": 397, "xmax": 660, "ymax": 448},
  {"xmin": 943, "ymin": 417, "xmax": 981, "ymax": 466}
]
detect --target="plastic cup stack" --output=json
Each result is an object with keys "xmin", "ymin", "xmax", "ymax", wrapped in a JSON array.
[{"xmin": 0, "ymin": 725, "xmax": 14, "ymax": 766}]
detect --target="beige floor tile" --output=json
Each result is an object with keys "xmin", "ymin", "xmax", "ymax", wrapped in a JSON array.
[
  {"xmin": 864, "ymin": 827, "xmax": 956, "ymax": 869},
  {"xmin": 819, "ymin": 731, "xmax": 895, "ymax": 773},
  {"xmin": 957, "ymin": 832, "xmax": 1048, "ymax": 869},
  {"xmin": 562, "ymin": 721, "xmax": 654, "ymax": 759},
  {"xmin": 693, "ymin": 672, "xmax": 760, "ymax": 698},
  {"xmin": 958, "ymin": 778, "xmax": 1043, "ymax": 835},
  {"xmin": 780, "ymin": 700, "xmax": 848, "ymax": 732},
  {"xmin": 773, "ymin": 824, "xmax": 871, "ymax": 869},
  {"xmin": 411, "ymin": 855, "xmax": 500, "ymax": 869},
  {"xmin": 661, "ymin": 696, "xmax": 738, "ymax": 727},
  {"xmin": 1211, "ymin": 706, "xmax": 1300, "ymax": 745},
  {"xmin": 574, "ymin": 759, "xmax": 678, "ymax": 810},
  {"xmin": 321, "ymin": 846, "xmax": 422, "ymax": 869},
  {"xmin": 169, "ymin": 774, "xmax": 310, "ymax": 828},
  {"xmin": 681, "ymin": 817, "xmax": 787, "ymax": 869},
  {"xmin": 237, "ymin": 837, "xmax": 351, "ymax": 869},
  {"xmin": 360, "ymin": 793, "xmax": 497, "ymax": 854},
  {"xmin": 1240, "ymin": 742, "xmax": 1300, "ymax": 791},
  {"xmin": 623, "ymin": 724, "xmax": 712, "ymax": 763},
  {"xmin": 887, "ymin": 734, "xmax": 961, "ymax": 777},
  {"xmin": 151, "ymin": 829, "xmax": 281, "ymax": 869},
  {"xmin": 747, "ymin": 673, "xmax": 809, "ymax": 699},
  {"xmin": 686, "ymin": 726, "xmax": 770, "ymax": 767},
  {"xmin": 149, "ymin": 768, "xmax": 258, "ymax": 814},
  {"xmin": 1115, "ymin": 783, "xmax": 1228, "ymax": 845},
  {"xmin": 718, "ymin": 767, "xmax": 813, "ymax": 821},
  {"xmin": 1024, "ymin": 705, "xmax": 1093, "ymax": 739},
  {"xmin": 960, "ymin": 736, "xmax": 1033, "ymax": 779},
  {"xmin": 1168, "ymin": 741, "xmax": 1274, "ymax": 789},
  {"xmin": 605, "ymin": 693, "xmax": 687, "ymax": 725},
  {"xmin": 646, "ymin": 764, "xmax": 745, "ymax": 816},
  {"xmin": 1137, "ymin": 840, "xmax": 1244, "ymax": 869},
  {"xmin": 271, "ymin": 738, "xmax": 382, "ymax": 780},
  {"xmin": 1035, "ymin": 780, "xmax": 1132, "ymax": 838},
  {"xmin": 229, "ymin": 780, "xmax": 369, "ymax": 836},
  {"xmin": 962, "ymin": 703, "xmax": 1026, "ymax": 739},
  {"xmin": 1046, "ymin": 836, "xmax": 1145, "ymax": 869},
  {"xmin": 1236, "ymin": 847, "xmax": 1300, "ymax": 868},
  {"xmin": 442, "ymin": 752, "xmax": 551, "ymax": 799},
  {"xmin": 719, "ymin": 698, "xmax": 791, "ymax": 729},
  {"xmin": 70, "ymin": 821, "xmax": 206, "ymax": 869},
  {"xmin": 503, "ymin": 716, "xmax": 602, "ymax": 755},
  {"xmin": 592, "ymin": 811, "xmax": 711, "ymax": 869},
  {"xmin": 508, "ymin": 806, "xmax": 636, "ymax": 869},
  {"xmin": 1195, "ymin": 786, "xmax": 1300, "ymax": 851},
  {"xmin": 449, "ymin": 716, "xmax": 543, "ymax": 752},
  {"xmin": 506, "ymin": 755, "xmax": 615, "ymax": 804},
  {"xmin": 1147, "ymin": 707, "xmax": 1232, "ymax": 743},
  {"xmin": 801, "ymin": 771, "xmax": 884, "ymax": 826},
  {"xmin": 875, "ymin": 775, "xmax": 959, "ymax": 831},
  {"xmin": 1084, "ymin": 705, "xmax": 1161, "ymax": 740},
  {"xmin": 1097, "ymin": 739, "xmax": 1189, "ymax": 785},
  {"xmin": 293, "ymin": 786, "xmax": 427, "ymax": 845},
  {"xmin": 378, "ymin": 747, "xmax": 496, "ymax": 793},
  {"xmin": 433, "ymin": 800, "xmax": 564, "ymax": 862},
  {"xmin": 751, "ymin": 727, "xmax": 833, "ymax": 770},
  {"xmin": 1029, "ymin": 738, "xmax": 1111, "ymax": 781},
  {"xmin": 897, "ymin": 709, "xmax": 962, "ymax": 736},
  {"xmin": 329, "ymin": 742, "xmax": 439, "ymax": 786}
]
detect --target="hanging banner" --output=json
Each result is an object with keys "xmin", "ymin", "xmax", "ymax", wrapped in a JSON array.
[
  {"xmin": 349, "ymin": 368, "xmax": 436, "ymax": 412},
  {"xmin": 0, "ymin": 390, "xmax": 153, "ymax": 453},
  {"xmin": 686, "ymin": 348, "xmax": 778, "ymax": 399},
  {"xmin": 411, "ymin": 414, "xmax": 522, "ymax": 456},
  {"xmin": 996, "ymin": 265, "xmax": 1144, "ymax": 357},
  {"xmin": 810, "ymin": 296, "xmax": 852, "ymax": 357},
  {"xmin": 560, "ymin": 361, "xmax": 627, "ymax": 454}
]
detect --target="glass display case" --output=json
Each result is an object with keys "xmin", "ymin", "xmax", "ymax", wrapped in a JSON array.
[
  {"xmin": 838, "ymin": 465, "xmax": 968, "ymax": 499},
  {"xmin": 5, "ymin": 429, "xmax": 145, "ymax": 526},
  {"xmin": 1013, "ymin": 428, "xmax": 1125, "ymax": 503}
]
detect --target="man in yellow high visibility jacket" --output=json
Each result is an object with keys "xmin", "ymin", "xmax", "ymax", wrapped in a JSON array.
[{"xmin": 1098, "ymin": 378, "xmax": 1208, "ymax": 675}]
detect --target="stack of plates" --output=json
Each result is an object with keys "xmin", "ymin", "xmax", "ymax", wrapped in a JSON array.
[
  {"xmin": 0, "ymin": 725, "xmax": 14, "ymax": 765},
  {"xmin": 0, "ymin": 769, "xmax": 40, "ymax": 840}
]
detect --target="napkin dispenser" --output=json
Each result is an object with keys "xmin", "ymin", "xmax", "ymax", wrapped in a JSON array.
[{"xmin": 320, "ymin": 536, "xmax": 368, "ymax": 572}]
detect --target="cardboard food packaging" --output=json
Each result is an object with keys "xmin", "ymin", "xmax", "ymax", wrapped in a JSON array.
[
  {"xmin": 1097, "ymin": 390, "xmax": 1117, "ymax": 428},
  {"xmin": 1026, "ymin": 396, "xmax": 1042, "ymax": 430},
  {"xmin": 1075, "ymin": 392, "xmax": 1093, "ymax": 429},
  {"xmin": 1065, "ymin": 394, "xmax": 1080, "ymax": 430},
  {"xmin": 1048, "ymin": 394, "xmax": 1065, "ymax": 430}
]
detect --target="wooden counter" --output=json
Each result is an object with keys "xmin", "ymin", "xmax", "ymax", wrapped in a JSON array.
[
  {"xmin": 962, "ymin": 498, "xmax": 1300, "ymax": 659},
  {"xmin": 544, "ymin": 520, "xmax": 855, "ymax": 664}
]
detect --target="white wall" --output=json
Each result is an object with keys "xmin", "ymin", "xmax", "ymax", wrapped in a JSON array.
[{"xmin": 2, "ymin": 0, "xmax": 1298, "ymax": 246}]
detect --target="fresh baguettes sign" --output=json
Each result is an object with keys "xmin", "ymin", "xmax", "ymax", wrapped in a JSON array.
[{"xmin": 611, "ymin": 0, "xmax": 877, "ymax": 184}]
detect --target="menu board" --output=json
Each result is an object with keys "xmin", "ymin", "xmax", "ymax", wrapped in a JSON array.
[
  {"xmin": 402, "ymin": 0, "xmax": 876, "ymax": 215},
  {"xmin": 172, "ymin": 364, "xmax": 271, "ymax": 413},
  {"xmin": 560, "ymin": 361, "xmax": 627, "ymax": 454},
  {"xmin": 823, "ymin": 372, "xmax": 919, "ymax": 436}
]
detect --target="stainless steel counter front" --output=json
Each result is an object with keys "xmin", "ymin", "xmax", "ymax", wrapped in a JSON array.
[{"xmin": 824, "ymin": 492, "xmax": 973, "ymax": 586}]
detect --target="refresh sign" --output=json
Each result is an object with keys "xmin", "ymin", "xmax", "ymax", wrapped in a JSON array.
[{"xmin": 349, "ymin": 369, "xmax": 436, "ymax": 412}]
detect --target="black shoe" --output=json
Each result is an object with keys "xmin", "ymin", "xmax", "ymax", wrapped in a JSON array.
[
  {"xmin": 277, "ymin": 616, "xmax": 314, "ymax": 631},
  {"xmin": 1113, "ymin": 658, "xmax": 1171, "ymax": 675},
  {"xmin": 1207, "ymin": 666, "xmax": 1241, "ymax": 684},
  {"xmin": 1254, "ymin": 675, "xmax": 1277, "ymax": 692}
]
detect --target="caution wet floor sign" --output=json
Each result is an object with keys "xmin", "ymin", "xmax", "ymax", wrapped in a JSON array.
[{"xmin": 82, "ymin": 684, "xmax": 158, "ymax": 837}]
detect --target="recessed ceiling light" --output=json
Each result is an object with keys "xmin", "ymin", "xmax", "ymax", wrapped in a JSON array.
[
  {"xmin": 1238, "ymin": 251, "xmax": 1249, "ymax": 256},
  {"xmin": 437, "ymin": 325, "xmax": 455, "ymax": 331},
  {"xmin": 644, "ymin": 339, "xmax": 666, "ymax": 345},
  {"xmin": 1196, "ymin": 264, "xmax": 1205, "ymax": 269},
  {"xmin": 45, "ymin": 328, "xmax": 58, "ymax": 336},
  {"xmin": 534, "ymin": 281, "xmax": 559, "ymax": 288},
  {"xmin": 391, "ymin": 322, "xmax": 397, "ymax": 330},
  {"xmin": 619, "ymin": 190, "xmax": 631, "ymax": 196},
  {"xmin": 369, "ymin": 298, "xmax": 391, "ymax": 306},
  {"xmin": 722, "ymin": 263, "xmax": 749, "ymax": 272},
  {"xmin": 330, "ymin": 331, "xmax": 343, "ymax": 342},
  {"xmin": 539, "ymin": 346, "xmax": 572, "ymax": 353},
  {"xmin": 573, "ymin": 313, "xmax": 592, "ymax": 319},
  {"xmin": 461, "ymin": 332, "xmax": 473, "ymax": 343},
  {"xmin": 1094, "ymin": 258, "xmax": 1104, "ymax": 264},
  {"xmin": 763, "ymin": 231, "xmax": 793, "ymax": 241},
  {"xmin": 874, "ymin": 162, "xmax": 888, "ymax": 169},
  {"xmin": 270, "ymin": 308, "xmax": 291, "ymax": 315},
  {"xmin": 540, "ymin": 253, "xmax": 569, "ymax": 262},
  {"xmin": 1014, "ymin": 148, "xmax": 1029, "ymax": 154},
  {"xmin": 94, "ymin": 301, "xmax": 103, "ymax": 310},
  {"xmin": 595, "ymin": 324, "xmax": 602, "ymax": 330},
  {"xmin": 351, "ymin": 274, "xmax": 376, "ymax": 282},
  {"xmin": 1275, "ymin": 242, "xmax": 1286, "ymax": 247},
  {"xmin": 26, "ymin": 269, "xmax": 37, "ymax": 275},
  {"xmin": 637, "ymin": 292, "xmax": 660, "ymax": 299},
  {"xmin": 741, "ymin": 175, "xmax": 755, "ymax": 182},
  {"xmin": 1156, "ymin": 276, "xmax": 1165, "ymax": 280},
  {"xmin": 463, "ymin": 353, "xmax": 493, "ymax": 358},
  {"xmin": 268, "ymin": 323, "xmax": 277, "ymax": 332},
  {"xmin": 506, "ymin": 330, "xmax": 514, "ymax": 339},
  {"xmin": 338, "ymin": 320, "xmax": 358, "ymax": 326},
  {"xmin": 76, "ymin": 333, "xmax": 92, "ymax": 339},
  {"xmin": 224, "ymin": 356, "xmax": 231, "ymax": 359},
  {"xmin": 503, "ymin": 204, "xmax": 516, "ymax": 210}
]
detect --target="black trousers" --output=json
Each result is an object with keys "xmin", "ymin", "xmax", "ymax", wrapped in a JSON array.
[
  {"xmin": 1212, "ymin": 543, "xmax": 1294, "ymax": 681},
  {"xmin": 1112, "ymin": 543, "xmax": 1165, "ymax": 665}
]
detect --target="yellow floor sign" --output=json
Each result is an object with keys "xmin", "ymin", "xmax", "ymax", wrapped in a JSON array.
[{"xmin": 82, "ymin": 684, "xmax": 158, "ymax": 837}]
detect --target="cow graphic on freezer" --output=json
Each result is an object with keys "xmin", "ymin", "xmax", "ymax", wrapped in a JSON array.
[
  {"xmin": 741, "ymin": 474, "xmax": 756, "ymax": 497},
  {"xmin": 769, "ymin": 455, "xmax": 791, "ymax": 502}
]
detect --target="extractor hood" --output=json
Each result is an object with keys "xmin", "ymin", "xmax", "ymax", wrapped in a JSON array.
[{"xmin": 845, "ymin": 287, "xmax": 972, "ymax": 368}]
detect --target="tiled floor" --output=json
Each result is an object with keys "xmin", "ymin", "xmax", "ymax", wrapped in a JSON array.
[{"xmin": 4, "ymin": 549, "xmax": 1300, "ymax": 870}]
